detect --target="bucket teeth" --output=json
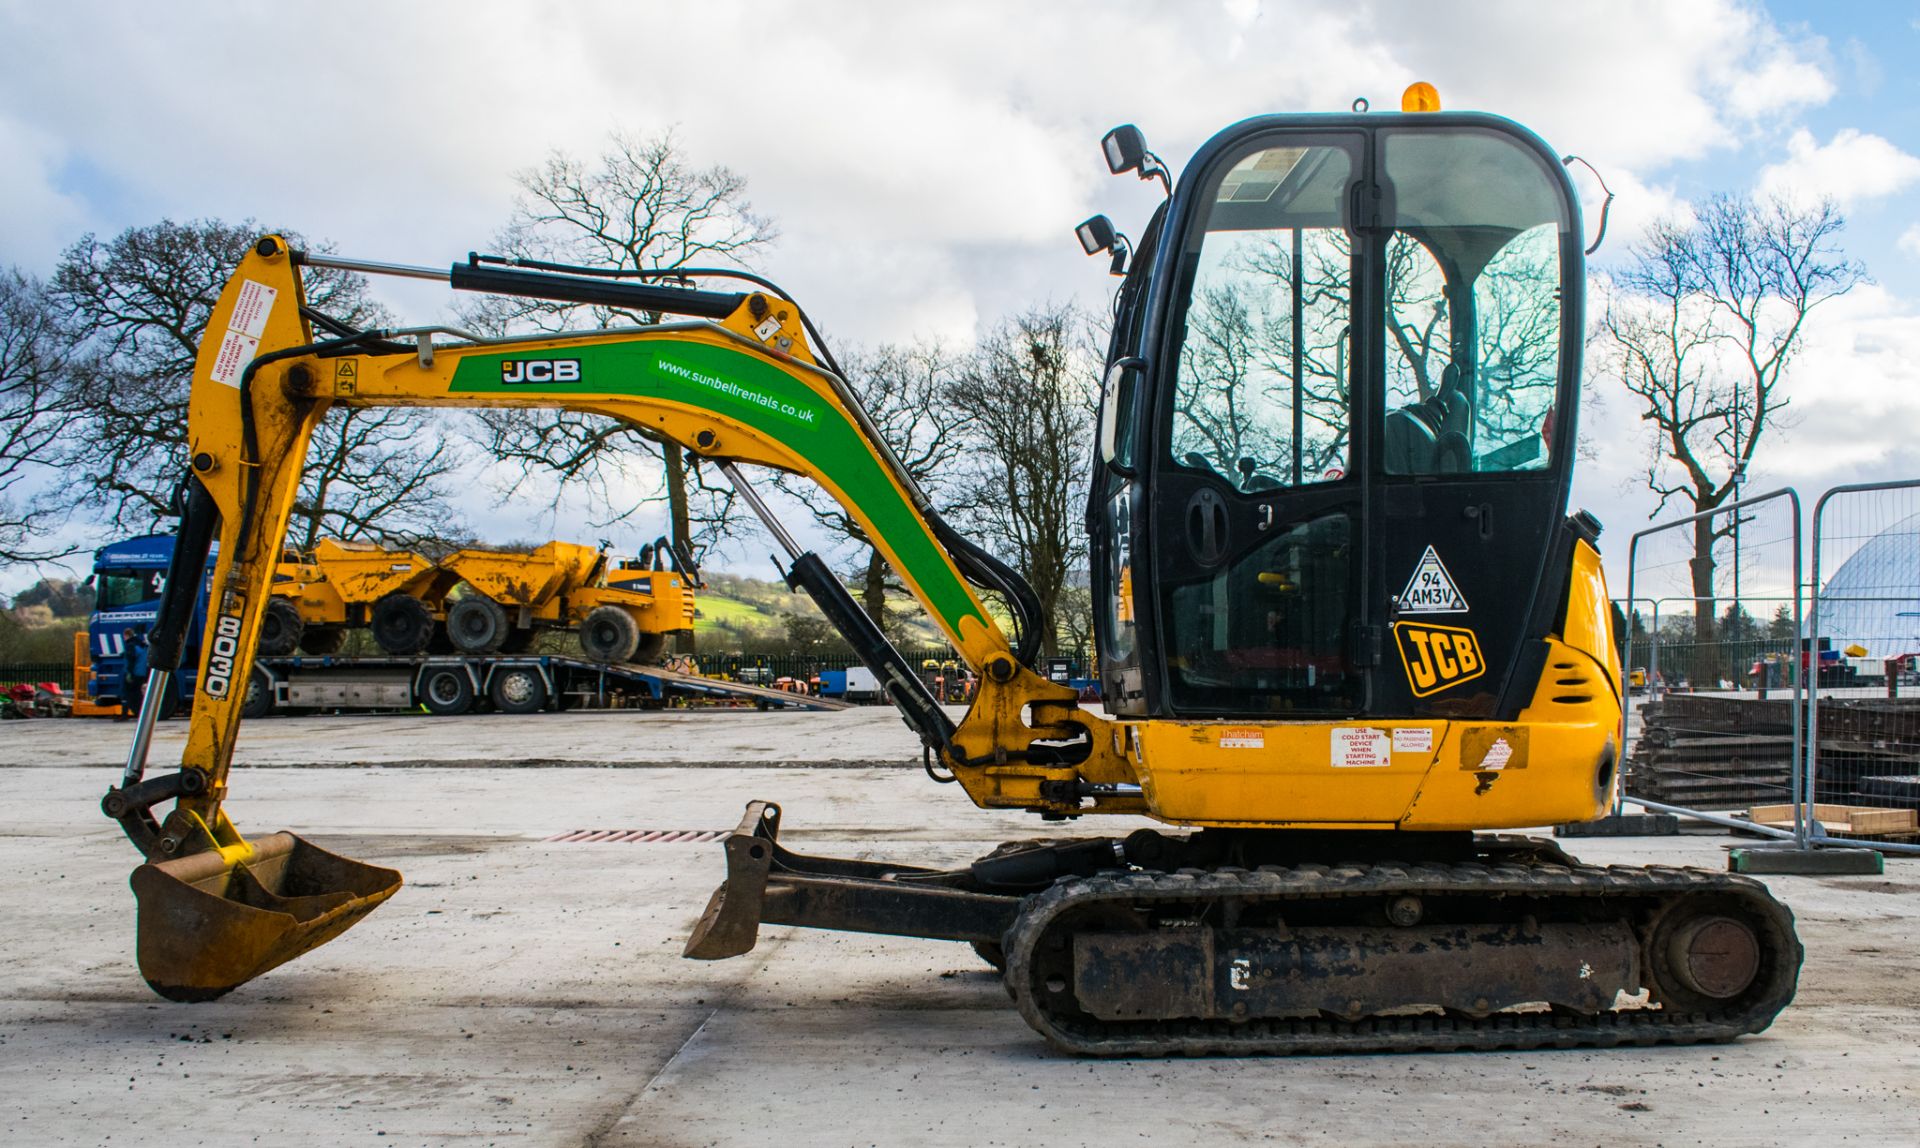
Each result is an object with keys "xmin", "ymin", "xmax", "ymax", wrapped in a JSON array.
[{"xmin": 130, "ymin": 832, "xmax": 401, "ymax": 1001}]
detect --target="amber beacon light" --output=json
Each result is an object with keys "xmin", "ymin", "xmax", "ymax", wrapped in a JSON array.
[{"xmin": 1402, "ymin": 81, "xmax": 1442, "ymax": 112}]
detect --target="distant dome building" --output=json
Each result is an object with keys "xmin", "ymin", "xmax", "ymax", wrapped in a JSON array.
[{"xmin": 1814, "ymin": 510, "xmax": 1920, "ymax": 660}]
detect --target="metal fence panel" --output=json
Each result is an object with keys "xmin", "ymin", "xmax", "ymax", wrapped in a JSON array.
[
  {"xmin": 1620, "ymin": 488, "xmax": 1807, "ymax": 840},
  {"xmin": 1806, "ymin": 480, "xmax": 1920, "ymax": 854}
]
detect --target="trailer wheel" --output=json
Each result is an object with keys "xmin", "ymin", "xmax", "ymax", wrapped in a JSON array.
[
  {"xmin": 371, "ymin": 593, "xmax": 435, "ymax": 655},
  {"xmin": 240, "ymin": 667, "xmax": 274, "ymax": 719},
  {"xmin": 579, "ymin": 605, "xmax": 640, "ymax": 663},
  {"xmin": 448, "ymin": 595, "xmax": 509, "ymax": 653},
  {"xmin": 420, "ymin": 668, "xmax": 475, "ymax": 716},
  {"xmin": 489, "ymin": 667, "xmax": 547, "ymax": 715},
  {"xmin": 298, "ymin": 626, "xmax": 346, "ymax": 655},
  {"xmin": 257, "ymin": 597, "xmax": 305, "ymax": 656}
]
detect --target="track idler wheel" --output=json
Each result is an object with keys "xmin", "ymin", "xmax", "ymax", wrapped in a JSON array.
[{"xmin": 1645, "ymin": 895, "xmax": 1790, "ymax": 1016}]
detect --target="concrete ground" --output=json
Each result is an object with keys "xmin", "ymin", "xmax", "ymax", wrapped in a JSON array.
[{"xmin": 2, "ymin": 708, "xmax": 1916, "ymax": 1147}]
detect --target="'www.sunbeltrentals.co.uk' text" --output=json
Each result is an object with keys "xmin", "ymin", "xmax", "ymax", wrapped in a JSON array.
[{"xmin": 656, "ymin": 357, "xmax": 816, "ymax": 424}]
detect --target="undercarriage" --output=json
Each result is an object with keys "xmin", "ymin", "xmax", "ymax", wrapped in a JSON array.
[{"xmin": 687, "ymin": 802, "xmax": 1801, "ymax": 1057}]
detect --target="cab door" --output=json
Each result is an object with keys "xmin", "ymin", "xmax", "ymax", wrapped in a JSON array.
[{"xmin": 1139, "ymin": 131, "xmax": 1372, "ymax": 719}]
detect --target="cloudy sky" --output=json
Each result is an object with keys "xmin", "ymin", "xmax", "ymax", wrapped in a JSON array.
[{"xmin": 3, "ymin": 0, "xmax": 1916, "ymax": 598}]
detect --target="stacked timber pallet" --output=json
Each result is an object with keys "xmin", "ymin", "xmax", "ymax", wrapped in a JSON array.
[
  {"xmin": 1625, "ymin": 695, "xmax": 1920, "ymax": 811},
  {"xmin": 1745, "ymin": 803, "xmax": 1920, "ymax": 843}
]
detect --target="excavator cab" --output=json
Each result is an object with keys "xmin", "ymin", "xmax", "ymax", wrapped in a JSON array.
[{"xmin": 1089, "ymin": 112, "xmax": 1581, "ymax": 725}]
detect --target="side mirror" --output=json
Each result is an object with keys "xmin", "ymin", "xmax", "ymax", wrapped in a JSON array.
[
  {"xmin": 1076, "ymin": 216, "xmax": 1132, "ymax": 277},
  {"xmin": 1076, "ymin": 214, "xmax": 1118, "ymax": 255},
  {"xmin": 1100, "ymin": 124, "xmax": 1172, "ymax": 197},
  {"xmin": 1102, "ymin": 125, "xmax": 1148, "ymax": 175}
]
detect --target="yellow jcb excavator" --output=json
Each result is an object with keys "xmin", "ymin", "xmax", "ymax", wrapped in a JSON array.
[{"xmin": 103, "ymin": 92, "xmax": 1800, "ymax": 1056}]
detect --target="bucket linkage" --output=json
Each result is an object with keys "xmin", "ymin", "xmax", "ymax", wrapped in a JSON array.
[{"xmin": 104, "ymin": 473, "xmax": 401, "ymax": 1002}]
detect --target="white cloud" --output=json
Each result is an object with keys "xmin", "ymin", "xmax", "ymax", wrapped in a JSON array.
[
  {"xmin": 0, "ymin": 114, "xmax": 88, "ymax": 268},
  {"xmin": 1331, "ymin": 0, "xmax": 1833, "ymax": 172},
  {"xmin": 1578, "ymin": 283, "xmax": 1920, "ymax": 593},
  {"xmin": 0, "ymin": 0, "xmax": 1900, "ymax": 583},
  {"xmin": 0, "ymin": 1, "xmax": 1845, "ymax": 335},
  {"xmin": 1757, "ymin": 285, "xmax": 1920, "ymax": 479},
  {"xmin": 1757, "ymin": 128, "xmax": 1920, "ymax": 207},
  {"xmin": 1900, "ymin": 226, "xmax": 1920, "ymax": 260}
]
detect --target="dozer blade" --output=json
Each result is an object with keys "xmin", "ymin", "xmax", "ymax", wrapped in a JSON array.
[
  {"xmin": 130, "ymin": 832, "xmax": 401, "ymax": 1002},
  {"xmin": 683, "ymin": 802, "xmax": 777, "ymax": 960}
]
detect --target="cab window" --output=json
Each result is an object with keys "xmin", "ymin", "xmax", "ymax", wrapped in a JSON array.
[
  {"xmin": 1168, "ymin": 141, "xmax": 1357, "ymax": 490},
  {"xmin": 1380, "ymin": 129, "xmax": 1568, "ymax": 476},
  {"xmin": 96, "ymin": 571, "xmax": 162, "ymax": 610}
]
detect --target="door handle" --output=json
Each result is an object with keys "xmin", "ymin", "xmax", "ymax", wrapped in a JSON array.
[{"xmin": 1464, "ymin": 502, "xmax": 1494, "ymax": 540}]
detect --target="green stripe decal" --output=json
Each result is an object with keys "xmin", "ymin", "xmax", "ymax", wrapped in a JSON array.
[{"xmin": 450, "ymin": 339, "xmax": 984, "ymax": 637}]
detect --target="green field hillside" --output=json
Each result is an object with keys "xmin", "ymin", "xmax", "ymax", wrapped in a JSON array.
[{"xmin": 693, "ymin": 571, "xmax": 945, "ymax": 653}]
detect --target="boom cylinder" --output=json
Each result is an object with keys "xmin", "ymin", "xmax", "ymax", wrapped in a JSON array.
[
  {"xmin": 122, "ymin": 475, "xmax": 220, "ymax": 787},
  {"xmin": 719, "ymin": 462, "xmax": 956, "ymax": 749}
]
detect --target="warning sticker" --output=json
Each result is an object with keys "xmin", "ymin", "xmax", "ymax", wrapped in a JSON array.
[
  {"xmin": 208, "ymin": 330, "xmax": 260, "ymax": 388},
  {"xmin": 206, "ymin": 278, "xmax": 278, "ymax": 388},
  {"xmin": 1219, "ymin": 728, "xmax": 1265, "ymax": 749},
  {"xmin": 1391, "ymin": 727, "xmax": 1435, "ymax": 754},
  {"xmin": 1479, "ymin": 737, "xmax": 1515, "ymax": 770},
  {"xmin": 228, "ymin": 279, "xmax": 278, "ymax": 339},
  {"xmin": 1331, "ymin": 727, "xmax": 1390, "ymax": 768},
  {"xmin": 1398, "ymin": 545, "xmax": 1468, "ymax": 613},
  {"xmin": 1459, "ymin": 727, "xmax": 1529, "ymax": 772}
]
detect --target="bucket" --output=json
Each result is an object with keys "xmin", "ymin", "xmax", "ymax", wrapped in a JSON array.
[{"xmin": 130, "ymin": 832, "xmax": 402, "ymax": 1001}]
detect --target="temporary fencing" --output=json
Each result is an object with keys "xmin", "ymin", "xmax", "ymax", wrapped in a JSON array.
[
  {"xmin": 1619, "ymin": 488, "xmax": 1809, "ymax": 838},
  {"xmin": 1617, "ymin": 480, "xmax": 1920, "ymax": 855}
]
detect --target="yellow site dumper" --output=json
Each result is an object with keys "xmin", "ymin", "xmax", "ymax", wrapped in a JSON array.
[
  {"xmin": 440, "ymin": 539, "xmax": 695, "ymax": 663},
  {"xmin": 261, "ymin": 539, "xmax": 455, "ymax": 656},
  {"xmin": 260, "ymin": 537, "xmax": 695, "ymax": 663}
]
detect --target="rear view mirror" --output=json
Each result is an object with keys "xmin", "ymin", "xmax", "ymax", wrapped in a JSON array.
[
  {"xmin": 1076, "ymin": 215, "xmax": 1117, "ymax": 255},
  {"xmin": 1099, "ymin": 124, "xmax": 1172, "ymax": 197},
  {"xmin": 1075, "ymin": 216, "xmax": 1131, "ymax": 276},
  {"xmin": 1102, "ymin": 125, "xmax": 1147, "ymax": 175}
]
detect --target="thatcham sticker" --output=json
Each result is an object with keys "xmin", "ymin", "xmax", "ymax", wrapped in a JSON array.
[{"xmin": 1398, "ymin": 545, "xmax": 1468, "ymax": 613}]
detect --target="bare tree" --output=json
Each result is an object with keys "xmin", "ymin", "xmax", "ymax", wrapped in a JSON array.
[
  {"xmin": 1598, "ymin": 193, "xmax": 1865, "ymax": 672},
  {"xmin": 0, "ymin": 270, "xmax": 70, "ymax": 564},
  {"xmin": 768, "ymin": 339, "xmax": 968, "ymax": 633},
  {"xmin": 48, "ymin": 218, "xmax": 466, "ymax": 547},
  {"xmin": 289, "ymin": 407, "xmax": 467, "ymax": 551},
  {"xmin": 464, "ymin": 129, "xmax": 777, "ymax": 557},
  {"xmin": 950, "ymin": 304, "xmax": 1097, "ymax": 657}
]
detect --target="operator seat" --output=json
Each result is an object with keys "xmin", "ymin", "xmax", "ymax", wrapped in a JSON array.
[{"xmin": 1383, "ymin": 362, "xmax": 1472, "ymax": 474}]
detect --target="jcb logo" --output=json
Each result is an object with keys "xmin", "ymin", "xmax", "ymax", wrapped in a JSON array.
[
  {"xmin": 1393, "ymin": 621, "xmax": 1485, "ymax": 697},
  {"xmin": 500, "ymin": 359, "xmax": 581, "ymax": 384}
]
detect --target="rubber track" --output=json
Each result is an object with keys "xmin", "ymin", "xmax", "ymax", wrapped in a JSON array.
[{"xmin": 1003, "ymin": 859, "xmax": 1801, "ymax": 1057}]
